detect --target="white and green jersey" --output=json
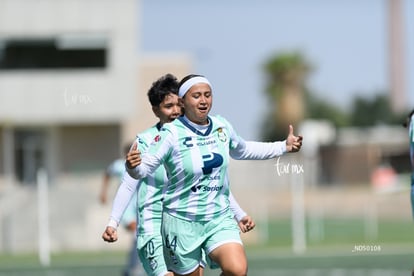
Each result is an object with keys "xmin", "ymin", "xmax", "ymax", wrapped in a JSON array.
[
  {"xmin": 108, "ymin": 120, "xmax": 249, "ymax": 230},
  {"xmin": 108, "ymin": 124, "xmax": 167, "ymax": 234},
  {"xmin": 128, "ymin": 115, "xmax": 286, "ymax": 222},
  {"xmin": 135, "ymin": 123, "xmax": 168, "ymax": 235}
]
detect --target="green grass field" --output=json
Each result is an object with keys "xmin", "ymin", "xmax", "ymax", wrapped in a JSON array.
[
  {"xmin": 1, "ymin": 218, "xmax": 413, "ymax": 276},
  {"xmin": 0, "ymin": 249, "xmax": 412, "ymax": 276}
]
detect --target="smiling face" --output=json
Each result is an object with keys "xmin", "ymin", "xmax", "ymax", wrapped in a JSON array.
[
  {"xmin": 182, "ymin": 83, "xmax": 212, "ymax": 125},
  {"xmin": 152, "ymin": 93, "xmax": 181, "ymax": 125}
]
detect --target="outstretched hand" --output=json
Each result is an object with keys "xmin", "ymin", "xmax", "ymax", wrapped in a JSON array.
[
  {"xmin": 286, "ymin": 125, "xmax": 303, "ymax": 153},
  {"xmin": 126, "ymin": 141, "xmax": 141, "ymax": 169},
  {"xmin": 238, "ymin": 215, "xmax": 256, "ymax": 233}
]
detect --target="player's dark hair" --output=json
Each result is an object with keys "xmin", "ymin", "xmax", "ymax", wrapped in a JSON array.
[
  {"xmin": 147, "ymin": 73, "xmax": 179, "ymax": 107},
  {"xmin": 403, "ymin": 109, "xmax": 414, "ymax": 128}
]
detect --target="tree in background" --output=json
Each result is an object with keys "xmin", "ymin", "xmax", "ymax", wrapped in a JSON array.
[
  {"xmin": 261, "ymin": 51, "xmax": 407, "ymax": 141},
  {"xmin": 261, "ymin": 51, "xmax": 347, "ymax": 141},
  {"xmin": 350, "ymin": 93, "xmax": 406, "ymax": 126},
  {"xmin": 262, "ymin": 51, "xmax": 310, "ymax": 140},
  {"xmin": 304, "ymin": 91, "xmax": 349, "ymax": 128}
]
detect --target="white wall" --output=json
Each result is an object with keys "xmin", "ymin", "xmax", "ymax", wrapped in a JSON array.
[{"xmin": 0, "ymin": 0, "xmax": 139, "ymax": 124}]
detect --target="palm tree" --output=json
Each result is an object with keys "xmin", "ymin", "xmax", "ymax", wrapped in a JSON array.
[{"xmin": 262, "ymin": 51, "xmax": 310, "ymax": 140}]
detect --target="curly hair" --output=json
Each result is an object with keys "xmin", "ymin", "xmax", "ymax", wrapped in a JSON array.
[{"xmin": 147, "ymin": 73, "xmax": 179, "ymax": 107}]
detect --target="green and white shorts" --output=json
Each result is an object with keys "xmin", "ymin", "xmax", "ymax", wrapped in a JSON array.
[
  {"xmin": 137, "ymin": 234, "xmax": 169, "ymax": 276},
  {"xmin": 162, "ymin": 210, "xmax": 242, "ymax": 274}
]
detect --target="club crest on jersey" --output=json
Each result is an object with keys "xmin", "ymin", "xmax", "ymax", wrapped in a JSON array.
[
  {"xmin": 217, "ymin": 128, "xmax": 227, "ymax": 142},
  {"xmin": 154, "ymin": 135, "xmax": 161, "ymax": 142}
]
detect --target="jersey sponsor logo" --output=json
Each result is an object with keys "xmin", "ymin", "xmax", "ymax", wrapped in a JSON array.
[
  {"xmin": 202, "ymin": 185, "xmax": 223, "ymax": 192},
  {"xmin": 183, "ymin": 137, "xmax": 193, "ymax": 147},
  {"xmin": 154, "ymin": 135, "xmax": 161, "ymax": 142},
  {"xmin": 190, "ymin": 184, "xmax": 223, "ymax": 192},
  {"xmin": 183, "ymin": 137, "xmax": 217, "ymax": 148},
  {"xmin": 193, "ymin": 175, "xmax": 221, "ymax": 190},
  {"xmin": 202, "ymin": 153, "xmax": 223, "ymax": 174},
  {"xmin": 191, "ymin": 184, "xmax": 203, "ymax": 192},
  {"xmin": 197, "ymin": 140, "xmax": 217, "ymax": 147},
  {"xmin": 199, "ymin": 175, "xmax": 220, "ymax": 182}
]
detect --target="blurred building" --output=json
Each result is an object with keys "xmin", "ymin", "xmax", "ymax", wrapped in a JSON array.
[
  {"xmin": 0, "ymin": 0, "xmax": 140, "ymax": 186},
  {"xmin": 319, "ymin": 125, "xmax": 410, "ymax": 185},
  {"xmin": 0, "ymin": 0, "xmax": 192, "ymax": 253}
]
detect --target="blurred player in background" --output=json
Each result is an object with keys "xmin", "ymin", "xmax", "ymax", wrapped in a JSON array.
[
  {"xmin": 101, "ymin": 144, "xmax": 143, "ymax": 276},
  {"xmin": 403, "ymin": 108, "xmax": 414, "ymax": 219}
]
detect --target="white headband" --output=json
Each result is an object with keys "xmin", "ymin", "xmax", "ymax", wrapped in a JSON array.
[{"xmin": 178, "ymin": 76, "xmax": 212, "ymax": 98}]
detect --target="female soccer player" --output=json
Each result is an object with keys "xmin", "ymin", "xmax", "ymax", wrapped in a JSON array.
[
  {"xmin": 102, "ymin": 74, "xmax": 255, "ymax": 276},
  {"xmin": 120, "ymin": 74, "xmax": 303, "ymax": 276}
]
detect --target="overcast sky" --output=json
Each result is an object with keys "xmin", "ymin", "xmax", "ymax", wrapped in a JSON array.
[{"xmin": 140, "ymin": 0, "xmax": 414, "ymax": 140}]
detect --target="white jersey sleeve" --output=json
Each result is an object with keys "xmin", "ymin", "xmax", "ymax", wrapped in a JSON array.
[
  {"xmin": 228, "ymin": 191, "xmax": 246, "ymax": 222},
  {"xmin": 107, "ymin": 163, "xmax": 140, "ymax": 228},
  {"xmin": 230, "ymin": 140, "xmax": 287, "ymax": 160},
  {"xmin": 215, "ymin": 115, "xmax": 287, "ymax": 160}
]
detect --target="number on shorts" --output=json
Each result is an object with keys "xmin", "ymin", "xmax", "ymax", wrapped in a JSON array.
[
  {"xmin": 165, "ymin": 234, "xmax": 177, "ymax": 251},
  {"xmin": 146, "ymin": 239, "xmax": 155, "ymax": 256}
]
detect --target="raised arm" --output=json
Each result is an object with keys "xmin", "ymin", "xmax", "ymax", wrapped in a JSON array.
[{"xmin": 230, "ymin": 125, "xmax": 302, "ymax": 160}]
